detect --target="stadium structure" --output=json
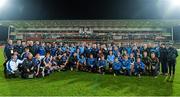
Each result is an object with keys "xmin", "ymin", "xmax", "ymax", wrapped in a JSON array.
[{"xmin": 0, "ymin": 20, "xmax": 180, "ymax": 44}]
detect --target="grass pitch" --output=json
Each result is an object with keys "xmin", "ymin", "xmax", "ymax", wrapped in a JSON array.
[{"xmin": 0, "ymin": 48, "xmax": 179, "ymax": 96}]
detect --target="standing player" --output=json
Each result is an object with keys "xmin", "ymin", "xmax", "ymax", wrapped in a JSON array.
[{"xmin": 167, "ymin": 44, "xmax": 178, "ymax": 81}]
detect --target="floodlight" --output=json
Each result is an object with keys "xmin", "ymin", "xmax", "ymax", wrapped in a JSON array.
[
  {"xmin": 170, "ymin": 0, "xmax": 180, "ymax": 7},
  {"xmin": 0, "ymin": 0, "xmax": 7, "ymax": 8}
]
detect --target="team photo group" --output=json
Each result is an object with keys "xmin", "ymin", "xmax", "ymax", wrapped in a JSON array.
[{"xmin": 3, "ymin": 39, "xmax": 178, "ymax": 79}]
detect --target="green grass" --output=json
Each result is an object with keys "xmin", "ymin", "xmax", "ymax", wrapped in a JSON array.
[{"xmin": 0, "ymin": 48, "xmax": 179, "ymax": 96}]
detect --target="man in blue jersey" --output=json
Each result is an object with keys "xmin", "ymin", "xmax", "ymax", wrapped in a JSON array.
[
  {"xmin": 107, "ymin": 50, "xmax": 115, "ymax": 73},
  {"xmin": 121, "ymin": 54, "xmax": 131, "ymax": 76},
  {"xmin": 38, "ymin": 43, "xmax": 46, "ymax": 60},
  {"xmin": 134, "ymin": 57, "xmax": 145, "ymax": 78},
  {"xmin": 87, "ymin": 54, "xmax": 97, "ymax": 72},
  {"xmin": 113, "ymin": 58, "xmax": 122, "ymax": 76},
  {"xmin": 97, "ymin": 55, "xmax": 107, "ymax": 75}
]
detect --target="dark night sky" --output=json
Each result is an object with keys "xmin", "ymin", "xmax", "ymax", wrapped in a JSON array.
[{"xmin": 0, "ymin": 0, "xmax": 180, "ymax": 20}]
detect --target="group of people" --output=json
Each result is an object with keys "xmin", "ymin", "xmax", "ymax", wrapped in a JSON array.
[{"xmin": 3, "ymin": 40, "xmax": 178, "ymax": 79}]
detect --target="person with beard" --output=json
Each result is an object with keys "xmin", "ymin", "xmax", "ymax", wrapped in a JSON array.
[{"xmin": 159, "ymin": 43, "xmax": 168, "ymax": 75}]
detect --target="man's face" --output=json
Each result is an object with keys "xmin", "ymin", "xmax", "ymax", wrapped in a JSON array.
[
  {"xmin": 90, "ymin": 55, "xmax": 93, "ymax": 58},
  {"xmin": 28, "ymin": 54, "xmax": 33, "ymax": 60},
  {"xmin": 35, "ymin": 54, "xmax": 40, "ymax": 59},
  {"xmin": 109, "ymin": 51, "xmax": 112, "ymax": 55},
  {"xmin": 8, "ymin": 40, "xmax": 13, "ymax": 45},
  {"xmin": 17, "ymin": 40, "xmax": 21, "ymax": 45},
  {"xmin": 12, "ymin": 55, "xmax": 18, "ymax": 61},
  {"xmin": 137, "ymin": 58, "xmax": 141, "ymax": 63},
  {"xmin": 143, "ymin": 52, "xmax": 147, "ymax": 57},
  {"xmin": 151, "ymin": 53, "xmax": 155, "ymax": 58}
]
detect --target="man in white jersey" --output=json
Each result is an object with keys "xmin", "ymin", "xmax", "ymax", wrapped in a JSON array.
[{"xmin": 6, "ymin": 54, "xmax": 23, "ymax": 78}]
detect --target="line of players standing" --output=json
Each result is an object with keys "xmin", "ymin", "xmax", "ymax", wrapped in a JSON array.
[{"xmin": 3, "ymin": 40, "xmax": 178, "ymax": 79}]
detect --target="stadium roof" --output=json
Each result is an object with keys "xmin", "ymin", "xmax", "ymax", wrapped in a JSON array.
[{"xmin": 1, "ymin": 20, "xmax": 180, "ymax": 28}]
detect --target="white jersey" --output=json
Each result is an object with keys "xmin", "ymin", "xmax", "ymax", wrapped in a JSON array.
[{"xmin": 6, "ymin": 59, "xmax": 23, "ymax": 73}]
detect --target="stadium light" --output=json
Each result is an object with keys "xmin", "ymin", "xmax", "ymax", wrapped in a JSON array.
[
  {"xmin": 0, "ymin": 0, "xmax": 7, "ymax": 8},
  {"xmin": 169, "ymin": 0, "xmax": 180, "ymax": 8},
  {"xmin": 171, "ymin": 0, "xmax": 180, "ymax": 7}
]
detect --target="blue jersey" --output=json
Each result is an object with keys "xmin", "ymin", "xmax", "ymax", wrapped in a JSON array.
[
  {"xmin": 126, "ymin": 47, "xmax": 132, "ymax": 55},
  {"xmin": 61, "ymin": 46, "xmax": 66, "ymax": 52},
  {"xmin": 113, "ymin": 50, "xmax": 119, "ymax": 57},
  {"xmin": 61, "ymin": 56, "xmax": 68, "ymax": 63},
  {"xmin": 87, "ymin": 58, "xmax": 96, "ymax": 66},
  {"xmin": 43, "ymin": 57, "xmax": 51, "ymax": 64},
  {"xmin": 79, "ymin": 46, "xmax": 85, "ymax": 54},
  {"xmin": 78, "ymin": 57, "xmax": 86, "ymax": 64},
  {"xmin": 38, "ymin": 46, "xmax": 46, "ymax": 56},
  {"xmin": 107, "ymin": 55, "xmax": 115, "ymax": 63},
  {"xmin": 122, "ymin": 59, "xmax": 131, "ymax": 70},
  {"xmin": 33, "ymin": 44, "xmax": 39, "ymax": 55},
  {"xmin": 21, "ymin": 52, "xmax": 30, "ymax": 60},
  {"xmin": 32, "ymin": 58, "xmax": 41, "ymax": 67},
  {"xmin": 4, "ymin": 44, "xmax": 14, "ymax": 60},
  {"xmin": 113, "ymin": 62, "xmax": 122, "ymax": 70},
  {"xmin": 50, "ymin": 47, "xmax": 57, "ymax": 57},
  {"xmin": 70, "ymin": 47, "xmax": 76, "ymax": 54},
  {"xmin": 134, "ymin": 62, "xmax": 145, "ymax": 70},
  {"xmin": 97, "ymin": 60, "xmax": 107, "ymax": 67}
]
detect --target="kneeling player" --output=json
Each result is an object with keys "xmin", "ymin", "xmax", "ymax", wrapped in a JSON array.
[
  {"xmin": 97, "ymin": 55, "xmax": 107, "ymax": 75},
  {"xmin": 134, "ymin": 57, "xmax": 145, "ymax": 78},
  {"xmin": 6, "ymin": 54, "xmax": 23, "ymax": 78},
  {"xmin": 113, "ymin": 58, "xmax": 122, "ymax": 76},
  {"xmin": 87, "ymin": 54, "xmax": 97, "ymax": 72},
  {"xmin": 142, "ymin": 51, "xmax": 151, "ymax": 75},
  {"xmin": 68, "ymin": 52, "xmax": 78, "ymax": 71},
  {"xmin": 57, "ymin": 53, "xmax": 68, "ymax": 71},
  {"xmin": 150, "ymin": 52, "xmax": 159, "ymax": 78},
  {"xmin": 121, "ymin": 55, "xmax": 131, "ymax": 76},
  {"xmin": 43, "ymin": 52, "xmax": 52, "ymax": 76},
  {"xmin": 21, "ymin": 53, "xmax": 35, "ymax": 78},
  {"xmin": 77, "ymin": 54, "xmax": 86, "ymax": 71},
  {"xmin": 32, "ymin": 53, "xmax": 42, "ymax": 77}
]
